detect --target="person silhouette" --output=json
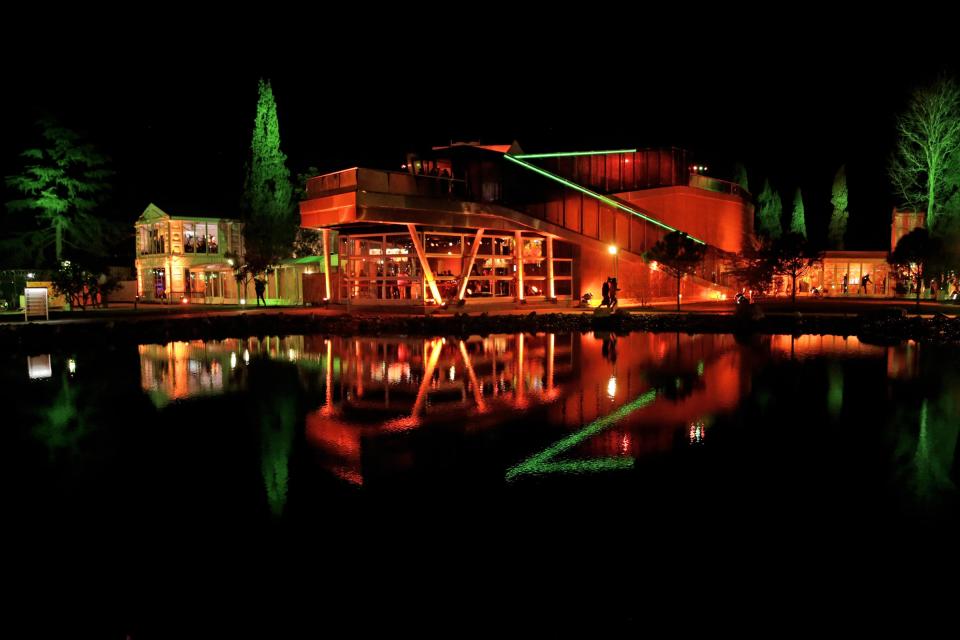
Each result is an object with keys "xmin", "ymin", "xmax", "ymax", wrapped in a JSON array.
[
  {"xmin": 601, "ymin": 333, "xmax": 618, "ymax": 362},
  {"xmin": 601, "ymin": 278, "xmax": 611, "ymax": 307},
  {"xmin": 254, "ymin": 277, "xmax": 267, "ymax": 307}
]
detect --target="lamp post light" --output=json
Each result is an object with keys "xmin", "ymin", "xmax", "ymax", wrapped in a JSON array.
[{"xmin": 608, "ymin": 245, "xmax": 618, "ymax": 281}]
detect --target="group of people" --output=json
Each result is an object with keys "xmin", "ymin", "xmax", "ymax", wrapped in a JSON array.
[
  {"xmin": 414, "ymin": 162, "xmax": 451, "ymax": 179},
  {"xmin": 601, "ymin": 277, "xmax": 619, "ymax": 308},
  {"xmin": 907, "ymin": 274, "xmax": 960, "ymax": 300},
  {"xmin": 839, "ymin": 272, "xmax": 879, "ymax": 295}
]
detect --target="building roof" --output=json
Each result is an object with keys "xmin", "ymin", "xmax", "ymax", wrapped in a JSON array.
[
  {"xmin": 429, "ymin": 141, "xmax": 517, "ymax": 154},
  {"xmin": 136, "ymin": 203, "xmax": 239, "ymax": 225}
]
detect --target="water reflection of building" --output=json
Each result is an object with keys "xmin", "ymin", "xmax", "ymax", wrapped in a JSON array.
[
  {"xmin": 887, "ymin": 340, "xmax": 920, "ymax": 380},
  {"xmin": 304, "ymin": 332, "xmax": 753, "ymax": 484},
  {"xmin": 305, "ymin": 334, "xmax": 576, "ymax": 484},
  {"xmin": 131, "ymin": 331, "xmax": 938, "ymax": 487},
  {"xmin": 139, "ymin": 340, "xmax": 239, "ymax": 406},
  {"xmin": 557, "ymin": 333, "xmax": 746, "ymax": 463},
  {"xmin": 769, "ymin": 334, "xmax": 886, "ymax": 360},
  {"xmin": 137, "ymin": 336, "xmax": 323, "ymax": 406}
]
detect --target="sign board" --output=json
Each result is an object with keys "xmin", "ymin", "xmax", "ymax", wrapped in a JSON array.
[{"xmin": 24, "ymin": 287, "xmax": 49, "ymax": 321}]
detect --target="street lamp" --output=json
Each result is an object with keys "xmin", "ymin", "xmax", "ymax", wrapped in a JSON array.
[{"xmin": 608, "ymin": 245, "xmax": 618, "ymax": 280}]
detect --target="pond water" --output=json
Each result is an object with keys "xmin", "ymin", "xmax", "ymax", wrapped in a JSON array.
[{"xmin": 4, "ymin": 331, "xmax": 958, "ymax": 629}]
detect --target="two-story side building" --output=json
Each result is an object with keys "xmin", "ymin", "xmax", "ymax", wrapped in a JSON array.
[
  {"xmin": 134, "ymin": 203, "xmax": 335, "ymax": 305},
  {"xmin": 134, "ymin": 203, "xmax": 244, "ymax": 303}
]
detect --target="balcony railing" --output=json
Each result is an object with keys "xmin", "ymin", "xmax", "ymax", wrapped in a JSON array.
[
  {"xmin": 688, "ymin": 174, "xmax": 751, "ymax": 200},
  {"xmin": 306, "ymin": 168, "xmax": 468, "ymax": 200}
]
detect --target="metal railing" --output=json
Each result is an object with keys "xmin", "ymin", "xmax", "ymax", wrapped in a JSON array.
[
  {"xmin": 306, "ymin": 168, "xmax": 468, "ymax": 200},
  {"xmin": 688, "ymin": 174, "xmax": 751, "ymax": 199}
]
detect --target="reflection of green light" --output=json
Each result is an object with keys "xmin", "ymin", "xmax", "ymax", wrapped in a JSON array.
[
  {"xmin": 514, "ymin": 149, "xmax": 637, "ymax": 159},
  {"xmin": 827, "ymin": 364, "xmax": 843, "ymax": 418},
  {"xmin": 33, "ymin": 373, "xmax": 88, "ymax": 457},
  {"xmin": 913, "ymin": 398, "xmax": 959, "ymax": 502},
  {"xmin": 697, "ymin": 360, "xmax": 704, "ymax": 377},
  {"xmin": 504, "ymin": 154, "xmax": 706, "ymax": 244},
  {"xmin": 506, "ymin": 389, "xmax": 656, "ymax": 481},
  {"xmin": 261, "ymin": 394, "xmax": 296, "ymax": 517}
]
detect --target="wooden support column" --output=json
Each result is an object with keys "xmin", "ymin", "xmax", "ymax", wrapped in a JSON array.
[
  {"xmin": 407, "ymin": 224, "xmax": 443, "ymax": 305},
  {"xmin": 515, "ymin": 230, "xmax": 524, "ymax": 301},
  {"xmin": 457, "ymin": 228, "xmax": 485, "ymax": 300},
  {"xmin": 321, "ymin": 229, "xmax": 332, "ymax": 300},
  {"xmin": 546, "ymin": 236, "xmax": 555, "ymax": 299}
]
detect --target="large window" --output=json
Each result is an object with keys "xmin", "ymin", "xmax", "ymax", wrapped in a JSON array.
[
  {"xmin": 142, "ymin": 225, "xmax": 166, "ymax": 254},
  {"xmin": 184, "ymin": 222, "xmax": 220, "ymax": 254},
  {"xmin": 340, "ymin": 233, "xmax": 423, "ymax": 301}
]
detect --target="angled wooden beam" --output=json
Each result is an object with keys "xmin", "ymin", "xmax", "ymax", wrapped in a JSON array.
[
  {"xmin": 406, "ymin": 224, "xmax": 443, "ymax": 305},
  {"xmin": 457, "ymin": 228, "xmax": 485, "ymax": 300}
]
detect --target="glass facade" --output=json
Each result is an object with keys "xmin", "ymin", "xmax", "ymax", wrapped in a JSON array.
[
  {"xmin": 338, "ymin": 229, "xmax": 573, "ymax": 304},
  {"xmin": 811, "ymin": 256, "xmax": 892, "ymax": 295}
]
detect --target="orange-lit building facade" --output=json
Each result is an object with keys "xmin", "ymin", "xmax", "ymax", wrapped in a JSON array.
[
  {"xmin": 299, "ymin": 145, "xmax": 755, "ymax": 306},
  {"xmin": 134, "ymin": 203, "xmax": 244, "ymax": 303},
  {"xmin": 134, "ymin": 203, "xmax": 334, "ymax": 305},
  {"xmin": 802, "ymin": 208, "xmax": 927, "ymax": 297}
]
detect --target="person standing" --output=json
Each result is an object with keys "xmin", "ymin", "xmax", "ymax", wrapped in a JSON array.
[
  {"xmin": 255, "ymin": 277, "xmax": 267, "ymax": 307},
  {"xmin": 842, "ymin": 273, "xmax": 849, "ymax": 294},
  {"xmin": 601, "ymin": 278, "xmax": 611, "ymax": 307}
]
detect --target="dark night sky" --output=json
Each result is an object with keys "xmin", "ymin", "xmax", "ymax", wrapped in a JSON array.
[{"xmin": 4, "ymin": 11, "xmax": 959, "ymax": 256}]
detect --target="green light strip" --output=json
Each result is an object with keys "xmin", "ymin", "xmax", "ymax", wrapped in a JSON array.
[
  {"xmin": 506, "ymin": 389, "xmax": 657, "ymax": 481},
  {"xmin": 504, "ymin": 155, "xmax": 706, "ymax": 244},
  {"xmin": 514, "ymin": 149, "xmax": 637, "ymax": 159}
]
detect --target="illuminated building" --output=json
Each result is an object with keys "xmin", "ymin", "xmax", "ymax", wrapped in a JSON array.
[
  {"xmin": 134, "ymin": 203, "xmax": 335, "ymax": 304},
  {"xmin": 299, "ymin": 144, "xmax": 754, "ymax": 306}
]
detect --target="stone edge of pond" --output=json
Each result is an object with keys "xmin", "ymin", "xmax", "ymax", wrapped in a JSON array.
[{"xmin": 1, "ymin": 310, "xmax": 958, "ymax": 353}]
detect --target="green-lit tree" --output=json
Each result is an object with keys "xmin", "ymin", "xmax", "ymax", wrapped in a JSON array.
[
  {"xmin": 644, "ymin": 231, "xmax": 707, "ymax": 311},
  {"xmin": 732, "ymin": 162, "xmax": 750, "ymax": 193},
  {"xmin": 291, "ymin": 167, "xmax": 325, "ymax": 258},
  {"xmin": 889, "ymin": 77, "xmax": 960, "ymax": 230},
  {"xmin": 789, "ymin": 188, "xmax": 807, "ymax": 238},
  {"xmin": 755, "ymin": 179, "xmax": 782, "ymax": 239},
  {"xmin": 241, "ymin": 79, "xmax": 296, "ymax": 276},
  {"xmin": 827, "ymin": 165, "xmax": 849, "ymax": 249},
  {"xmin": 5, "ymin": 118, "xmax": 114, "ymax": 265}
]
